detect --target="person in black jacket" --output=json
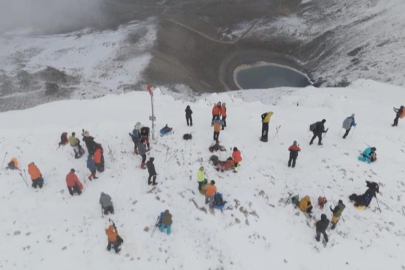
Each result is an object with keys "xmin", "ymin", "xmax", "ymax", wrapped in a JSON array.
[
  {"xmin": 146, "ymin": 157, "xmax": 157, "ymax": 185},
  {"xmin": 310, "ymin": 119, "xmax": 327, "ymax": 145},
  {"xmin": 82, "ymin": 130, "xmax": 96, "ymax": 155},
  {"xmin": 315, "ymin": 214, "xmax": 330, "ymax": 243},
  {"xmin": 185, "ymin": 106, "xmax": 193, "ymax": 126},
  {"xmin": 392, "ymin": 106, "xmax": 404, "ymax": 127}
]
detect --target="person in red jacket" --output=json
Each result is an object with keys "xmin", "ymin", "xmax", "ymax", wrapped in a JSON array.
[
  {"xmin": 288, "ymin": 141, "xmax": 301, "ymax": 168},
  {"xmin": 221, "ymin": 103, "xmax": 227, "ymax": 130},
  {"xmin": 66, "ymin": 169, "xmax": 83, "ymax": 196},
  {"xmin": 211, "ymin": 102, "xmax": 222, "ymax": 126},
  {"xmin": 232, "ymin": 147, "xmax": 242, "ymax": 172}
]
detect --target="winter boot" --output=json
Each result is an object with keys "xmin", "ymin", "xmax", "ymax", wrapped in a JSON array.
[
  {"xmin": 318, "ymin": 142, "xmax": 323, "ymax": 146},
  {"xmin": 141, "ymin": 163, "xmax": 146, "ymax": 169},
  {"xmin": 88, "ymin": 175, "xmax": 92, "ymax": 181},
  {"xmin": 134, "ymin": 147, "xmax": 138, "ymax": 155}
]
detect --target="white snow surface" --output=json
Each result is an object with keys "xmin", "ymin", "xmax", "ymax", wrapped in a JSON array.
[{"xmin": 1, "ymin": 80, "xmax": 405, "ymax": 270}]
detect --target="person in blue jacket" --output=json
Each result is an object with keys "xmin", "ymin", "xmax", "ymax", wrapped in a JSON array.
[
  {"xmin": 87, "ymin": 155, "xmax": 98, "ymax": 180},
  {"xmin": 342, "ymin": 114, "xmax": 357, "ymax": 139},
  {"xmin": 358, "ymin": 147, "xmax": 377, "ymax": 164},
  {"xmin": 129, "ymin": 128, "xmax": 140, "ymax": 154}
]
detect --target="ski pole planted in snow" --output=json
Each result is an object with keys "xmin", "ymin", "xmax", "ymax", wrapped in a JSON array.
[
  {"xmin": 375, "ymin": 197, "xmax": 382, "ymax": 213},
  {"xmin": 272, "ymin": 125, "xmax": 281, "ymax": 141},
  {"xmin": 19, "ymin": 172, "xmax": 29, "ymax": 187},
  {"xmin": 150, "ymin": 215, "xmax": 160, "ymax": 238},
  {"xmin": 284, "ymin": 193, "xmax": 293, "ymax": 207},
  {"xmin": 1, "ymin": 152, "xmax": 8, "ymax": 170},
  {"xmin": 23, "ymin": 169, "xmax": 28, "ymax": 183},
  {"xmin": 350, "ymin": 126, "xmax": 356, "ymax": 139},
  {"xmin": 376, "ymin": 196, "xmax": 392, "ymax": 211}
]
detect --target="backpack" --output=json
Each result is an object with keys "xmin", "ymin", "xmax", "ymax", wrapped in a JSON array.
[
  {"xmin": 291, "ymin": 195, "xmax": 300, "ymax": 206},
  {"xmin": 183, "ymin": 134, "xmax": 192, "ymax": 140},
  {"xmin": 210, "ymin": 155, "xmax": 219, "ymax": 165},
  {"xmin": 309, "ymin": 123, "xmax": 317, "ymax": 132},
  {"xmin": 400, "ymin": 108, "xmax": 405, "ymax": 119},
  {"xmin": 214, "ymin": 193, "xmax": 225, "ymax": 206}
]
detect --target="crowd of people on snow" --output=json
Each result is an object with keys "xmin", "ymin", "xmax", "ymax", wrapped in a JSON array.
[{"xmin": 3, "ymin": 96, "xmax": 404, "ymax": 250}]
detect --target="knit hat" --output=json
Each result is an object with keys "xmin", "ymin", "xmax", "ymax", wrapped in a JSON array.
[
  {"xmin": 211, "ymin": 180, "xmax": 215, "ymax": 185},
  {"xmin": 293, "ymin": 140, "xmax": 297, "ymax": 145},
  {"xmin": 71, "ymin": 168, "xmax": 75, "ymax": 173},
  {"xmin": 84, "ymin": 130, "xmax": 89, "ymax": 137}
]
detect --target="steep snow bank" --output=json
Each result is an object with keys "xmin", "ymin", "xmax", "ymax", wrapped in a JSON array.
[{"xmin": 1, "ymin": 80, "xmax": 405, "ymax": 270}]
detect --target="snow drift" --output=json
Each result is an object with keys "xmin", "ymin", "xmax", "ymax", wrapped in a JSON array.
[{"xmin": 0, "ymin": 79, "xmax": 405, "ymax": 270}]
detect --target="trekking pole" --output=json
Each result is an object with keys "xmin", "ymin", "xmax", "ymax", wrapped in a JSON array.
[
  {"xmin": 350, "ymin": 126, "xmax": 356, "ymax": 139},
  {"xmin": 272, "ymin": 125, "xmax": 281, "ymax": 141},
  {"xmin": 284, "ymin": 193, "xmax": 293, "ymax": 207},
  {"xmin": 19, "ymin": 172, "xmax": 29, "ymax": 187},
  {"xmin": 375, "ymin": 197, "xmax": 382, "ymax": 212},
  {"xmin": 23, "ymin": 169, "xmax": 28, "ymax": 183},
  {"xmin": 323, "ymin": 128, "xmax": 329, "ymax": 140},
  {"xmin": 150, "ymin": 215, "xmax": 160, "ymax": 238},
  {"xmin": 1, "ymin": 152, "xmax": 7, "ymax": 170},
  {"xmin": 376, "ymin": 196, "xmax": 392, "ymax": 211}
]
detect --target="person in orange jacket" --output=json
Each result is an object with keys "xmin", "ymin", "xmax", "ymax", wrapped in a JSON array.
[
  {"xmin": 211, "ymin": 102, "xmax": 222, "ymax": 125},
  {"xmin": 205, "ymin": 180, "xmax": 217, "ymax": 208},
  {"xmin": 28, "ymin": 162, "xmax": 44, "ymax": 189},
  {"xmin": 6, "ymin": 158, "xmax": 19, "ymax": 170},
  {"xmin": 65, "ymin": 169, "xmax": 83, "ymax": 196},
  {"xmin": 221, "ymin": 103, "xmax": 227, "ymax": 130},
  {"xmin": 232, "ymin": 147, "xmax": 242, "ymax": 172},
  {"xmin": 213, "ymin": 120, "xmax": 221, "ymax": 142},
  {"xmin": 105, "ymin": 223, "xmax": 121, "ymax": 253},
  {"xmin": 93, "ymin": 143, "xmax": 105, "ymax": 172}
]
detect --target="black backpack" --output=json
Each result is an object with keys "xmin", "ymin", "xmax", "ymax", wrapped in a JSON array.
[
  {"xmin": 183, "ymin": 134, "xmax": 192, "ymax": 140},
  {"xmin": 309, "ymin": 122, "xmax": 317, "ymax": 132}
]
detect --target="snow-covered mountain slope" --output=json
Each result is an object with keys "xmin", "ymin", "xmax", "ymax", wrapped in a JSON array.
[
  {"xmin": 1, "ymin": 80, "xmax": 405, "ymax": 270},
  {"xmin": 0, "ymin": 20, "xmax": 156, "ymax": 111}
]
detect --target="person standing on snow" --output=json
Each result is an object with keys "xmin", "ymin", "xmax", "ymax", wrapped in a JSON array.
[
  {"xmin": 65, "ymin": 169, "xmax": 83, "ymax": 196},
  {"xmin": 309, "ymin": 119, "xmax": 328, "ymax": 145},
  {"xmin": 69, "ymin": 132, "xmax": 85, "ymax": 158},
  {"xmin": 392, "ymin": 106, "xmax": 404, "ymax": 127},
  {"xmin": 205, "ymin": 180, "xmax": 217, "ymax": 208},
  {"xmin": 197, "ymin": 166, "xmax": 207, "ymax": 192},
  {"xmin": 185, "ymin": 105, "xmax": 193, "ymax": 126},
  {"xmin": 105, "ymin": 224, "xmax": 121, "ymax": 253},
  {"xmin": 28, "ymin": 162, "xmax": 44, "ymax": 189},
  {"xmin": 315, "ymin": 214, "xmax": 330, "ymax": 243},
  {"xmin": 82, "ymin": 130, "xmax": 96, "ymax": 155},
  {"xmin": 100, "ymin": 192, "xmax": 114, "ymax": 215},
  {"xmin": 260, "ymin": 111, "xmax": 273, "ymax": 142},
  {"xmin": 330, "ymin": 200, "xmax": 345, "ymax": 229},
  {"xmin": 213, "ymin": 119, "xmax": 221, "ymax": 142},
  {"xmin": 129, "ymin": 127, "xmax": 140, "ymax": 154},
  {"xmin": 146, "ymin": 157, "xmax": 158, "ymax": 185},
  {"xmin": 87, "ymin": 155, "xmax": 98, "ymax": 180},
  {"xmin": 221, "ymin": 102, "xmax": 227, "ymax": 130},
  {"xmin": 140, "ymin": 126, "xmax": 151, "ymax": 149},
  {"xmin": 159, "ymin": 210, "xmax": 173, "ymax": 235},
  {"xmin": 137, "ymin": 139, "xmax": 148, "ymax": 169},
  {"xmin": 288, "ymin": 141, "xmax": 301, "ymax": 168},
  {"xmin": 342, "ymin": 114, "xmax": 357, "ymax": 139},
  {"xmin": 212, "ymin": 102, "xmax": 222, "ymax": 125},
  {"xmin": 232, "ymin": 147, "xmax": 242, "ymax": 172}
]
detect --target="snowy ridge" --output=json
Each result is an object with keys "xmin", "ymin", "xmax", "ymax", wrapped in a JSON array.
[{"xmin": 1, "ymin": 80, "xmax": 405, "ymax": 270}]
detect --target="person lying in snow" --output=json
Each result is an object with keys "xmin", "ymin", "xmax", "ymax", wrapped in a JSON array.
[
  {"xmin": 349, "ymin": 181, "xmax": 379, "ymax": 207},
  {"xmin": 160, "ymin": 124, "xmax": 173, "ymax": 135},
  {"xmin": 358, "ymin": 147, "xmax": 377, "ymax": 164},
  {"xmin": 216, "ymin": 157, "xmax": 235, "ymax": 172}
]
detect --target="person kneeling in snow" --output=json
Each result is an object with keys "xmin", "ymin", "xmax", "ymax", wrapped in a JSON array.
[
  {"xmin": 6, "ymin": 158, "xmax": 19, "ymax": 170},
  {"xmin": 65, "ymin": 169, "xmax": 83, "ymax": 196},
  {"xmin": 358, "ymin": 147, "xmax": 377, "ymax": 164},
  {"xmin": 100, "ymin": 192, "xmax": 114, "ymax": 215},
  {"xmin": 349, "ymin": 181, "xmax": 379, "ymax": 208},
  {"xmin": 299, "ymin": 196, "xmax": 313, "ymax": 214},
  {"xmin": 159, "ymin": 210, "xmax": 173, "ymax": 235},
  {"xmin": 69, "ymin": 132, "xmax": 85, "ymax": 159},
  {"xmin": 58, "ymin": 132, "xmax": 68, "ymax": 147},
  {"xmin": 216, "ymin": 157, "xmax": 235, "ymax": 172},
  {"xmin": 315, "ymin": 214, "xmax": 330, "ymax": 243}
]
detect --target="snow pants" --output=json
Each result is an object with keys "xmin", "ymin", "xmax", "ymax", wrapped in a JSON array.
[
  {"xmin": 310, "ymin": 132, "xmax": 322, "ymax": 145},
  {"xmin": 288, "ymin": 156, "xmax": 297, "ymax": 168},
  {"xmin": 343, "ymin": 128, "xmax": 351, "ymax": 139},
  {"xmin": 393, "ymin": 115, "xmax": 399, "ymax": 126},
  {"xmin": 67, "ymin": 184, "xmax": 82, "ymax": 196},
  {"xmin": 186, "ymin": 116, "xmax": 193, "ymax": 126},
  {"xmin": 148, "ymin": 174, "xmax": 157, "ymax": 185},
  {"xmin": 159, "ymin": 224, "xmax": 172, "ymax": 235},
  {"xmin": 107, "ymin": 241, "xmax": 120, "ymax": 253},
  {"xmin": 32, "ymin": 177, "xmax": 44, "ymax": 189},
  {"xmin": 315, "ymin": 230, "xmax": 328, "ymax": 242},
  {"xmin": 213, "ymin": 131, "xmax": 219, "ymax": 142},
  {"xmin": 221, "ymin": 116, "xmax": 227, "ymax": 129},
  {"xmin": 103, "ymin": 205, "xmax": 114, "ymax": 215}
]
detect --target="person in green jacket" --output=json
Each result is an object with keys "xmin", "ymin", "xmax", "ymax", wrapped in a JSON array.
[
  {"xmin": 197, "ymin": 166, "xmax": 207, "ymax": 192},
  {"xmin": 330, "ymin": 200, "xmax": 345, "ymax": 229}
]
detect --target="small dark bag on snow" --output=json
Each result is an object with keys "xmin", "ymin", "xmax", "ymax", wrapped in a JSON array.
[{"xmin": 183, "ymin": 134, "xmax": 192, "ymax": 140}]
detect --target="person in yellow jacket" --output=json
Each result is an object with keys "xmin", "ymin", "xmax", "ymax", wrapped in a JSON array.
[
  {"xmin": 299, "ymin": 195, "xmax": 313, "ymax": 214},
  {"xmin": 197, "ymin": 166, "xmax": 207, "ymax": 192},
  {"xmin": 213, "ymin": 120, "xmax": 221, "ymax": 142},
  {"xmin": 261, "ymin": 111, "xmax": 273, "ymax": 142}
]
